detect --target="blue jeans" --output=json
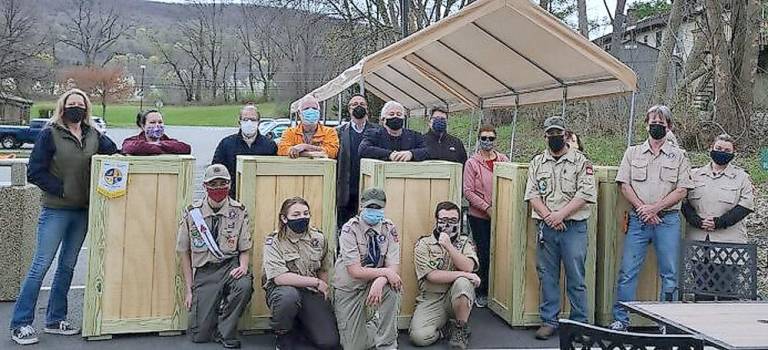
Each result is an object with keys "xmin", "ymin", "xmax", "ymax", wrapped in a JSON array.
[
  {"xmin": 536, "ymin": 219, "xmax": 588, "ymax": 327},
  {"xmin": 10, "ymin": 207, "xmax": 88, "ymax": 330},
  {"xmin": 612, "ymin": 211, "xmax": 681, "ymax": 325}
]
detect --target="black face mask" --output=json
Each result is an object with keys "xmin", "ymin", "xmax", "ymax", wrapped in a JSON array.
[
  {"xmin": 433, "ymin": 222, "xmax": 460, "ymax": 240},
  {"xmin": 547, "ymin": 135, "xmax": 566, "ymax": 153},
  {"xmin": 385, "ymin": 117, "xmax": 404, "ymax": 131},
  {"xmin": 285, "ymin": 218, "xmax": 310, "ymax": 233},
  {"xmin": 649, "ymin": 124, "xmax": 667, "ymax": 140},
  {"xmin": 352, "ymin": 106, "xmax": 367, "ymax": 119},
  {"xmin": 710, "ymin": 150, "xmax": 734, "ymax": 166},
  {"xmin": 63, "ymin": 107, "xmax": 86, "ymax": 124}
]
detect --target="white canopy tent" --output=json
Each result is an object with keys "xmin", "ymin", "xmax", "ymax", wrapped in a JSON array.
[{"xmin": 291, "ymin": 0, "xmax": 639, "ymax": 146}]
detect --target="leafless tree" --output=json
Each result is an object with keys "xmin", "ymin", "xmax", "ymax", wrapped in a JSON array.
[
  {"xmin": 650, "ymin": 0, "xmax": 686, "ymax": 104},
  {"xmin": 0, "ymin": 0, "xmax": 47, "ymax": 94},
  {"xmin": 58, "ymin": 0, "xmax": 134, "ymax": 67},
  {"xmin": 577, "ymin": 0, "xmax": 588, "ymax": 37}
]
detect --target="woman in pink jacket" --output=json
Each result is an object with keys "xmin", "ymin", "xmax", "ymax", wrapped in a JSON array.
[{"xmin": 462, "ymin": 125, "xmax": 509, "ymax": 307}]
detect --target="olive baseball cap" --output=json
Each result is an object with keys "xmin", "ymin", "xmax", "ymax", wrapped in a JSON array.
[
  {"xmin": 543, "ymin": 116, "xmax": 566, "ymax": 132},
  {"xmin": 203, "ymin": 164, "xmax": 231, "ymax": 183},
  {"xmin": 361, "ymin": 187, "xmax": 386, "ymax": 208}
]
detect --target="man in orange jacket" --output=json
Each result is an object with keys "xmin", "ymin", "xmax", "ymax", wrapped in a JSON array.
[{"xmin": 278, "ymin": 95, "xmax": 339, "ymax": 159}]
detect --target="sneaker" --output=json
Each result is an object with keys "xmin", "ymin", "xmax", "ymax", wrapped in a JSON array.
[
  {"xmin": 534, "ymin": 324, "xmax": 556, "ymax": 340},
  {"xmin": 448, "ymin": 319, "xmax": 470, "ymax": 350},
  {"xmin": 11, "ymin": 325, "xmax": 39, "ymax": 345},
  {"xmin": 609, "ymin": 321, "xmax": 628, "ymax": 332},
  {"xmin": 474, "ymin": 295, "xmax": 488, "ymax": 308},
  {"xmin": 43, "ymin": 320, "xmax": 80, "ymax": 336},
  {"xmin": 217, "ymin": 337, "xmax": 242, "ymax": 349}
]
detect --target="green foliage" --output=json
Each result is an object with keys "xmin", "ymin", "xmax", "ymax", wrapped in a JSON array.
[{"xmin": 629, "ymin": 0, "xmax": 672, "ymax": 20}]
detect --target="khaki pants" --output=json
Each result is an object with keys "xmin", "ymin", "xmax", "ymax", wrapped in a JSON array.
[
  {"xmin": 409, "ymin": 277, "xmax": 475, "ymax": 346},
  {"xmin": 189, "ymin": 258, "xmax": 253, "ymax": 342},
  {"xmin": 334, "ymin": 284, "xmax": 401, "ymax": 350}
]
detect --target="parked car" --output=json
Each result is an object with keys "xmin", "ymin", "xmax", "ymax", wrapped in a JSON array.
[
  {"xmin": 261, "ymin": 119, "xmax": 296, "ymax": 144},
  {"xmin": 91, "ymin": 116, "xmax": 107, "ymax": 134},
  {"xmin": 0, "ymin": 118, "xmax": 48, "ymax": 149}
]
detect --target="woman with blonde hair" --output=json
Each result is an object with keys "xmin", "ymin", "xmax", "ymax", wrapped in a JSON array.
[{"xmin": 10, "ymin": 89, "xmax": 117, "ymax": 345}]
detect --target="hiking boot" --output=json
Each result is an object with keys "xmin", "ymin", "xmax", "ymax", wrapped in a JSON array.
[
  {"xmin": 11, "ymin": 325, "xmax": 39, "ymax": 345},
  {"xmin": 43, "ymin": 320, "xmax": 80, "ymax": 336},
  {"xmin": 217, "ymin": 337, "xmax": 242, "ymax": 349},
  {"xmin": 609, "ymin": 320, "xmax": 628, "ymax": 332},
  {"xmin": 474, "ymin": 295, "xmax": 488, "ymax": 308},
  {"xmin": 534, "ymin": 324, "xmax": 556, "ymax": 340},
  {"xmin": 448, "ymin": 319, "xmax": 470, "ymax": 350}
]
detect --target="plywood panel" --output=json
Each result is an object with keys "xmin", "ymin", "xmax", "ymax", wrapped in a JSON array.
[
  {"xmin": 491, "ymin": 177, "xmax": 512, "ymax": 309},
  {"xmin": 400, "ymin": 178, "xmax": 432, "ymax": 317},
  {"xmin": 276, "ymin": 176, "xmax": 304, "ymax": 205},
  {"xmin": 121, "ymin": 174, "xmax": 158, "ymax": 318},
  {"xmin": 522, "ymin": 211, "xmax": 539, "ymax": 316},
  {"xmin": 102, "ymin": 195, "xmax": 127, "ymax": 320},
  {"xmin": 303, "ymin": 176, "xmax": 324, "ymax": 231},
  {"xmin": 251, "ymin": 175, "xmax": 277, "ymax": 319},
  {"xmin": 152, "ymin": 174, "xmax": 178, "ymax": 317}
]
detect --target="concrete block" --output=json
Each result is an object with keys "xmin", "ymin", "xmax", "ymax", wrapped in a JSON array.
[{"xmin": 0, "ymin": 184, "xmax": 41, "ymax": 301}]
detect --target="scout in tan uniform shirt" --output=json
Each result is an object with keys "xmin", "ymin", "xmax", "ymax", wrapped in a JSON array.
[
  {"xmin": 409, "ymin": 201, "xmax": 480, "ymax": 350},
  {"xmin": 524, "ymin": 116, "xmax": 596, "ymax": 340},
  {"xmin": 682, "ymin": 134, "xmax": 755, "ymax": 243},
  {"xmin": 334, "ymin": 188, "xmax": 402, "ymax": 350},
  {"xmin": 261, "ymin": 197, "xmax": 340, "ymax": 349},
  {"xmin": 610, "ymin": 105, "xmax": 694, "ymax": 331},
  {"xmin": 176, "ymin": 164, "xmax": 253, "ymax": 349}
]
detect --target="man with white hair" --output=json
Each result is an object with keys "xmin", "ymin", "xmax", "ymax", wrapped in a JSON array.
[
  {"xmin": 278, "ymin": 95, "xmax": 339, "ymax": 159},
  {"xmin": 359, "ymin": 101, "xmax": 428, "ymax": 162},
  {"xmin": 212, "ymin": 104, "xmax": 277, "ymax": 198}
]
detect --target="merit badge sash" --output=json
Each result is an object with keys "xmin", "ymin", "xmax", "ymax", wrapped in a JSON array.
[
  {"xmin": 189, "ymin": 208, "xmax": 225, "ymax": 260},
  {"xmin": 97, "ymin": 160, "xmax": 129, "ymax": 198}
]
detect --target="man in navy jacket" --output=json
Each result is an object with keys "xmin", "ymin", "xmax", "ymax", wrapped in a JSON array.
[{"xmin": 359, "ymin": 101, "xmax": 428, "ymax": 162}]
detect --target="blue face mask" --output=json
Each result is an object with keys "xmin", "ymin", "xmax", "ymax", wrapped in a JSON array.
[
  {"xmin": 361, "ymin": 208, "xmax": 385, "ymax": 225},
  {"xmin": 301, "ymin": 108, "xmax": 321, "ymax": 124},
  {"xmin": 431, "ymin": 118, "xmax": 447, "ymax": 133}
]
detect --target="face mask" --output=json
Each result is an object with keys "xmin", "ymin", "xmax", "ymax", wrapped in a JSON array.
[
  {"xmin": 431, "ymin": 118, "xmax": 447, "ymax": 133},
  {"xmin": 361, "ymin": 208, "xmax": 385, "ymax": 225},
  {"xmin": 385, "ymin": 117, "xmax": 404, "ymax": 131},
  {"xmin": 146, "ymin": 124, "xmax": 165, "ymax": 139},
  {"xmin": 352, "ymin": 106, "xmax": 367, "ymax": 119},
  {"xmin": 710, "ymin": 150, "xmax": 734, "ymax": 166},
  {"xmin": 547, "ymin": 135, "xmax": 566, "ymax": 153},
  {"xmin": 649, "ymin": 123, "xmax": 667, "ymax": 140},
  {"xmin": 286, "ymin": 217, "xmax": 310, "ymax": 233},
  {"xmin": 301, "ymin": 109, "xmax": 320, "ymax": 124},
  {"xmin": 434, "ymin": 221, "xmax": 460, "ymax": 239},
  {"xmin": 240, "ymin": 120, "xmax": 258, "ymax": 137},
  {"xmin": 206, "ymin": 187, "xmax": 229, "ymax": 203},
  {"xmin": 63, "ymin": 107, "xmax": 86, "ymax": 124},
  {"xmin": 479, "ymin": 139, "xmax": 494, "ymax": 151}
]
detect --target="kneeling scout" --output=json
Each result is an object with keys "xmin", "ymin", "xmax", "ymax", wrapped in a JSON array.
[
  {"xmin": 177, "ymin": 164, "xmax": 253, "ymax": 349},
  {"xmin": 334, "ymin": 188, "xmax": 402, "ymax": 350},
  {"xmin": 262, "ymin": 197, "xmax": 340, "ymax": 349},
  {"xmin": 410, "ymin": 201, "xmax": 480, "ymax": 350}
]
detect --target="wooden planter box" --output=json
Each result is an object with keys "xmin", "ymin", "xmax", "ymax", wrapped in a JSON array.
[
  {"xmin": 236, "ymin": 156, "xmax": 337, "ymax": 330},
  {"xmin": 488, "ymin": 162, "xmax": 596, "ymax": 327},
  {"xmin": 83, "ymin": 155, "xmax": 195, "ymax": 339},
  {"xmin": 594, "ymin": 166, "xmax": 661, "ymax": 327},
  {"xmin": 359, "ymin": 159, "xmax": 463, "ymax": 329}
]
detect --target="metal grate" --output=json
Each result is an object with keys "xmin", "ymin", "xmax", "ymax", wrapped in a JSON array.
[
  {"xmin": 679, "ymin": 239, "xmax": 758, "ymax": 301},
  {"xmin": 558, "ymin": 319, "xmax": 704, "ymax": 350}
]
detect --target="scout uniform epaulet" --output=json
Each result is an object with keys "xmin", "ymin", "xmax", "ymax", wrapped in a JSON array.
[
  {"xmin": 228, "ymin": 199, "xmax": 246, "ymax": 209},
  {"xmin": 265, "ymin": 231, "xmax": 278, "ymax": 246}
]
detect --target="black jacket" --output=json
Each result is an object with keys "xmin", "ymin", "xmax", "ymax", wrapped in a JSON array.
[
  {"xmin": 336, "ymin": 122, "xmax": 378, "ymax": 208},
  {"xmin": 359, "ymin": 127, "xmax": 429, "ymax": 161},
  {"xmin": 424, "ymin": 130, "xmax": 468, "ymax": 164},
  {"xmin": 212, "ymin": 132, "xmax": 277, "ymax": 197}
]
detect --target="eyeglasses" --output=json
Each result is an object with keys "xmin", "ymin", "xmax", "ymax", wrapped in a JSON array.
[
  {"xmin": 479, "ymin": 136, "xmax": 496, "ymax": 142},
  {"xmin": 437, "ymin": 218, "xmax": 459, "ymax": 225}
]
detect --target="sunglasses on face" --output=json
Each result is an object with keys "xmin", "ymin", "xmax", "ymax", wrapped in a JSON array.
[
  {"xmin": 437, "ymin": 218, "xmax": 459, "ymax": 225},
  {"xmin": 479, "ymin": 136, "xmax": 496, "ymax": 142}
]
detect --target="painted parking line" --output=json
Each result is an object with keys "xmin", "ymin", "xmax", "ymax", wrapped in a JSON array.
[{"xmin": 41, "ymin": 285, "xmax": 85, "ymax": 291}]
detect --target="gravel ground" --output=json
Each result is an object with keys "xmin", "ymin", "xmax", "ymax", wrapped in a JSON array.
[{"xmin": 745, "ymin": 183, "xmax": 768, "ymax": 299}]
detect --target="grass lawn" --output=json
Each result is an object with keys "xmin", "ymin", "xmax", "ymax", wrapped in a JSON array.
[{"xmin": 30, "ymin": 102, "xmax": 288, "ymax": 128}]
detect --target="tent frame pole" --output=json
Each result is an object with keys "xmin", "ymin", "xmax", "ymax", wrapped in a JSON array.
[
  {"xmin": 470, "ymin": 100, "xmax": 485, "ymax": 152},
  {"xmin": 359, "ymin": 77, "xmax": 365, "ymax": 95},
  {"xmin": 561, "ymin": 87, "xmax": 568, "ymax": 118},
  {"xmin": 509, "ymin": 95, "xmax": 519, "ymax": 159},
  {"xmin": 626, "ymin": 91, "xmax": 637, "ymax": 147},
  {"xmin": 337, "ymin": 94, "xmax": 342, "ymax": 123}
]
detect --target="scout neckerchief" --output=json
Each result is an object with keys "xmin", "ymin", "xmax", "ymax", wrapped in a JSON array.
[
  {"xmin": 189, "ymin": 208, "xmax": 225, "ymax": 260},
  {"xmin": 363, "ymin": 227, "xmax": 383, "ymax": 267}
]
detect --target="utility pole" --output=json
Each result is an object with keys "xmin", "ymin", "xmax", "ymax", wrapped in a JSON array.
[
  {"xmin": 139, "ymin": 65, "xmax": 146, "ymax": 111},
  {"xmin": 401, "ymin": 0, "xmax": 409, "ymax": 38}
]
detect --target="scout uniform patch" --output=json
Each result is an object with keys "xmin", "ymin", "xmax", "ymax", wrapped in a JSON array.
[{"xmin": 538, "ymin": 179, "xmax": 548, "ymax": 194}]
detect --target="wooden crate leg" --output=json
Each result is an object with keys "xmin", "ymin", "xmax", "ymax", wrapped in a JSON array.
[
  {"xmin": 158, "ymin": 331, "xmax": 183, "ymax": 337},
  {"xmin": 86, "ymin": 335, "xmax": 113, "ymax": 341}
]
